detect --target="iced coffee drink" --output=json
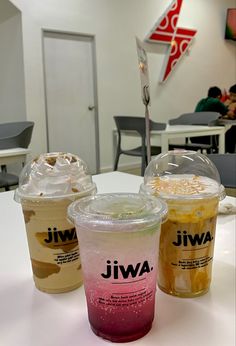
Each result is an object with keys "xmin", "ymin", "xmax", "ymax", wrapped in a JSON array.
[
  {"xmin": 14, "ymin": 152, "xmax": 96, "ymax": 293},
  {"xmin": 140, "ymin": 151, "xmax": 225, "ymax": 298}
]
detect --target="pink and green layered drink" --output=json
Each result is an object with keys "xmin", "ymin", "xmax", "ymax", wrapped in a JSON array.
[{"xmin": 68, "ymin": 193, "xmax": 167, "ymax": 342}]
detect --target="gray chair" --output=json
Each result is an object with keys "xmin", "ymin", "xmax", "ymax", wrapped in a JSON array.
[
  {"xmin": 0, "ymin": 169, "xmax": 19, "ymax": 191},
  {"xmin": 207, "ymin": 154, "xmax": 236, "ymax": 188},
  {"xmin": 0, "ymin": 121, "xmax": 34, "ymax": 191},
  {"xmin": 0, "ymin": 121, "xmax": 34, "ymax": 149},
  {"xmin": 113, "ymin": 116, "xmax": 166, "ymax": 176},
  {"xmin": 169, "ymin": 112, "xmax": 221, "ymax": 153}
]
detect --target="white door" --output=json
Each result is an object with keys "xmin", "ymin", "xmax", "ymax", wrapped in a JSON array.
[{"xmin": 43, "ymin": 31, "xmax": 99, "ymax": 174}]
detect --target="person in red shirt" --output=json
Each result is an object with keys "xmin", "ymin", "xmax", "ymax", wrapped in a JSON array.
[
  {"xmin": 223, "ymin": 84, "xmax": 236, "ymax": 153},
  {"xmin": 224, "ymin": 84, "xmax": 236, "ymax": 119}
]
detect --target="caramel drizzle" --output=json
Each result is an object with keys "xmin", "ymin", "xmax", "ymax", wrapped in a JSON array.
[{"xmin": 149, "ymin": 176, "xmax": 206, "ymax": 195}]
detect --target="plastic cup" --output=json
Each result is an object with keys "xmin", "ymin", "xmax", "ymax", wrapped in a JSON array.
[
  {"xmin": 68, "ymin": 193, "xmax": 167, "ymax": 342},
  {"xmin": 140, "ymin": 150, "xmax": 225, "ymax": 298},
  {"xmin": 14, "ymin": 152, "xmax": 96, "ymax": 293}
]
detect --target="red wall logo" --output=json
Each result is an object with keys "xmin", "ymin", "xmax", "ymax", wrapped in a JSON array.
[{"xmin": 145, "ymin": 0, "xmax": 197, "ymax": 82}]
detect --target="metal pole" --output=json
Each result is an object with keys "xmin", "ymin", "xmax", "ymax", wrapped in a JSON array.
[{"xmin": 143, "ymin": 85, "xmax": 151, "ymax": 164}]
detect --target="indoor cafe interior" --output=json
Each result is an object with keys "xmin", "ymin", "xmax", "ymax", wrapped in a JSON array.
[{"xmin": 0, "ymin": 1, "xmax": 235, "ymax": 346}]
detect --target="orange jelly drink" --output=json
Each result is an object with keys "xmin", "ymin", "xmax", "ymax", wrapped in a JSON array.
[
  {"xmin": 154, "ymin": 176, "xmax": 219, "ymax": 297},
  {"xmin": 140, "ymin": 151, "xmax": 225, "ymax": 298}
]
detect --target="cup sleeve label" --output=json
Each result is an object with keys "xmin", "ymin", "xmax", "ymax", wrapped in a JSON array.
[{"xmin": 98, "ymin": 288, "xmax": 154, "ymax": 308}]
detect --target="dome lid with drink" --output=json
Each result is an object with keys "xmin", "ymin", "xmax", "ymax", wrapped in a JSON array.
[
  {"xmin": 68, "ymin": 193, "xmax": 168, "ymax": 231},
  {"xmin": 140, "ymin": 150, "xmax": 225, "ymax": 201},
  {"xmin": 14, "ymin": 152, "xmax": 97, "ymax": 201}
]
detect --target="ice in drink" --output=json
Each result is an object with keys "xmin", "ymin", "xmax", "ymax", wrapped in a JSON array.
[
  {"xmin": 14, "ymin": 152, "xmax": 96, "ymax": 293},
  {"xmin": 140, "ymin": 151, "xmax": 225, "ymax": 298},
  {"xmin": 68, "ymin": 193, "xmax": 167, "ymax": 342}
]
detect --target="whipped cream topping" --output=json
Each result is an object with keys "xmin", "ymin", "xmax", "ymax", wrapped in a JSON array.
[
  {"xmin": 18, "ymin": 152, "xmax": 95, "ymax": 197},
  {"xmin": 146, "ymin": 174, "xmax": 220, "ymax": 198}
]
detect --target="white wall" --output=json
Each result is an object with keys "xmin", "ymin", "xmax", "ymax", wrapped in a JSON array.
[
  {"xmin": 8, "ymin": 0, "xmax": 236, "ymax": 170},
  {"xmin": 0, "ymin": 0, "xmax": 26, "ymax": 123}
]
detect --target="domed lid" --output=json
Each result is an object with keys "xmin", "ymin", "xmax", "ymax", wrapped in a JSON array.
[
  {"xmin": 68, "ymin": 193, "xmax": 168, "ymax": 232},
  {"xmin": 140, "ymin": 150, "xmax": 225, "ymax": 201},
  {"xmin": 14, "ymin": 152, "xmax": 96, "ymax": 201}
]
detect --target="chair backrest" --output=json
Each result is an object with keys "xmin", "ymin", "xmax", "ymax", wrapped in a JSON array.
[
  {"xmin": 169, "ymin": 112, "xmax": 220, "ymax": 126},
  {"xmin": 0, "ymin": 121, "xmax": 34, "ymax": 149},
  {"xmin": 207, "ymin": 154, "xmax": 236, "ymax": 188},
  {"xmin": 114, "ymin": 116, "xmax": 146, "ymax": 138},
  {"xmin": 114, "ymin": 116, "xmax": 166, "ymax": 137}
]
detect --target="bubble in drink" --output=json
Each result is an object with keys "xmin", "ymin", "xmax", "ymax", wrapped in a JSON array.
[{"xmin": 68, "ymin": 193, "xmax": 167, "ymax": 342}]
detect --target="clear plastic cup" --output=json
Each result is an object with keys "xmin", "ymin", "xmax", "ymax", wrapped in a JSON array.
[
  {"xmin": 140, "ymin": 150, "xmax": 225, "ymax": 298},
  {"xmin": 68, "ymin": 193, "xmax": 167, "ymax": 342},
  {"xmin": 14, "ymin": 152, "xmax": 97, "ymax": 293}
]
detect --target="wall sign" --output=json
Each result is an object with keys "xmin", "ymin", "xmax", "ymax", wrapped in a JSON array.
[{"xmin": 145, "ymin": 0, "xmax": 197, "ymax": 82}]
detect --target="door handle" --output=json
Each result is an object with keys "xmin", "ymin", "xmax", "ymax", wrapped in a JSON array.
[{"xmin": 88, "ymin": 105, "xmax": 95, "ymax": 111}]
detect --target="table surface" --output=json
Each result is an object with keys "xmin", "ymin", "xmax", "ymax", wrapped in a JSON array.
[
  {"xmin": 113, "ymin": 124, "xmax": 226, "ymax": 155},
  {"xmin": 152, "ymin": 124, "xmax": 225, "ymax": 133},
  {"xmin": 218, "ymin": 119, "xmax": 236, "ymax": 125},
  {"xmin": 117, "ymin": 124, "xmax": 225, "ymax": 135},
  {"xmin": 0, "ymin": 147, "xmax": 31, "ymax": 167},
  {"xmin": 0, "ymin": 147, "xmax": 31, "ymax": 157},
  {"xmin": 0, "ymin": 172, "xmax": 235, "ymax": 346},
  {"xmin": 150, "ymin": 125, "xmax": 225, "ymax": 153}
]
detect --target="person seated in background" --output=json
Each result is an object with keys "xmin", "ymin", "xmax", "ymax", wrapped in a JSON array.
[
  {"xmin": 223, "ymin": 84, "xmax": 236, "ymax": 119},
  {"xmin": 192, "ymin": 86, "xmax": 228, "ymax": 152},
  {"xmin": 222, "ymin": 84, "xmax": 236, "ymax": 153},
  {"xmin": 225, "ymin": 125, "xmax": 236, "ymax": 153},
  {"xmin": 195, "ymin": 86, "xmax": 228, "ymax": 116},
  {"xmin": 193, "ymin": 86, "xmax": 235, "ymax": 153}
]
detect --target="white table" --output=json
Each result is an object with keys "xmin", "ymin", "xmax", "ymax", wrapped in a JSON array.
[
  {"xmin": 218, "ymin": 119, "xmax": 236, "ymax": 132},
  {"xmin": 152, "ymin": 124, "xmax": 226, "ymax": 153},
  {"xmin": 218, "ymin": 119, "xmax": 236, "ymax": 126},
  {"xmin": 0, "ymin": 147, "xmax": 31, "ymax": 166},
  {"xmin": 0, "ymin": 172, "xmax": 235, "ymax": 346},
  {"xmin": 113, "ymin": 125, "xmax": 226, "ymax": 157}
]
